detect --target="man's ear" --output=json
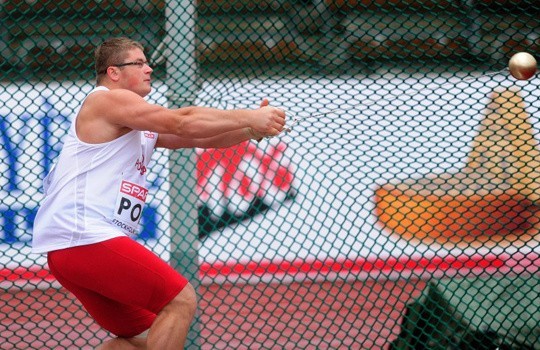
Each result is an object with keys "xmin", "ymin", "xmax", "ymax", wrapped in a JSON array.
[{"xmin": 107, "ymin": 67, "xmax": 120, "ymax": 81}]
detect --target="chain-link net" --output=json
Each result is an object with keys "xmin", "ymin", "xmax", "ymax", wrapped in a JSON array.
[{"xmin": 1, "ymin": 0, "xmax": 539, "ymax": 349}]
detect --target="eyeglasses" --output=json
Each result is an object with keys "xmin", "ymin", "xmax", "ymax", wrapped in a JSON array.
[
  {"xmin": 98, "ymin": 60, "xmax": 150, "ymax": 74},
  {"xmin": 113, "ymin": 61, "xmax": 150, "ymax": 69}
]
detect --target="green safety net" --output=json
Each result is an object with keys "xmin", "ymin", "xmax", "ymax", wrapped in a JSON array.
[{"xmin": 1, "ymin": 0, "xmax": 539, "ymax": 349}]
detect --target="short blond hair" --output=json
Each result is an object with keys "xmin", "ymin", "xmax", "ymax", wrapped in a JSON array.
[{"xmin": 95, "ymin": 37, "xmax": 144, "ymax": 83}]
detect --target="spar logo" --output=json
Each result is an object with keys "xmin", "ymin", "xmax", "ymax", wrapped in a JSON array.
[
  {"xmin": 120, "ymin": 181, "xmax": 149, "ymax": 201},
  {"xmin": 197, "ymin": 141, "xmax": 296, "ymax": 237}
]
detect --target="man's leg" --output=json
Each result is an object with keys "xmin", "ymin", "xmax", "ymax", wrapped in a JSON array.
[
  {"xmin": 147, "ymin": 283, "xmax": 198, "ymax": 349},
  {"xmin": 96, "ymin": 285, "xmax": 197, "ymax": 350},
  {"xmin": 48, "ymin": 239, "xmax": 194, "ymax": 349}
]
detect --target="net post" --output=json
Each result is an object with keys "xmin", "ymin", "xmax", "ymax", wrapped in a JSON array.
[{"xmin": 164, "ymin": 0, "xmax": 201, "ymax": 348}]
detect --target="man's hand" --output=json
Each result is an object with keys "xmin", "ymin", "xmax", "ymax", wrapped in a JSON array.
[{"xmin": 249, "ymin": 98, "xmax": 286, "ymax": 140}]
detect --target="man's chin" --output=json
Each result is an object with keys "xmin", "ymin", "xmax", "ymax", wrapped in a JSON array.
[{"xmin": 139, "ymin": 86, "xmax": 152, "ymax": 97}]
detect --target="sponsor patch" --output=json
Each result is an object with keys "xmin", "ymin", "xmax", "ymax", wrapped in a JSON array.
[{"xmin": 113, "ymin": 180, "xmax": 149, "ymax": 235}]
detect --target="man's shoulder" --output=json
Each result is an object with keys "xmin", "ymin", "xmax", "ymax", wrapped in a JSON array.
[{"xmin": 76, "ymin": 87, "xmax": 135, "ymax": 142}]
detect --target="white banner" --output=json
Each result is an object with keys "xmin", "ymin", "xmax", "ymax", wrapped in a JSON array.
[{"xmin": 1, "ymin": 74, "xmax": 539, "ymax": 286}]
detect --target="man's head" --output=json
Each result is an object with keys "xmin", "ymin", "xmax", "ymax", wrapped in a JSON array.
[{"xmin": 95, "ymin": 37, "xmax": 153, "ymax": 96}]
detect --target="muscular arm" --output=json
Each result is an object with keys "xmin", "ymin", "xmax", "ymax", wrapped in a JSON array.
[
  {"xmin": 156, "ymin": 99, "xmax": 269, "ymax": 149},
  {"xmin": 77, "ymin": 89, "xmax": 284, "ymax": 144},
  {"xmin": 156, "ymin": 127, "xmax": 260, "ymax": 149}
]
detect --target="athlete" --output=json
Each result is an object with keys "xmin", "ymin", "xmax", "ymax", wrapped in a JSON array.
[{"xmin": 32, "ymin": 37, "xmax": 286, "ymax": 350}]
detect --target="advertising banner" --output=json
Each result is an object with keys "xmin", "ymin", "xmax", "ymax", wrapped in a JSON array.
[{"xmin": 1, "ymin": 75, "xmax": 539, "ymax": 287}]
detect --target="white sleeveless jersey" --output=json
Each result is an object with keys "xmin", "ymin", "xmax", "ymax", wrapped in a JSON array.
[{"xmin": 32, "ymin": 86, "xmax": 158, "ymax": 253}]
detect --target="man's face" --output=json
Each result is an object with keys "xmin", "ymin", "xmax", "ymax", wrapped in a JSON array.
[{"xmin": 116, "ymin": 48, "xmax": 153, "ymax": 97}]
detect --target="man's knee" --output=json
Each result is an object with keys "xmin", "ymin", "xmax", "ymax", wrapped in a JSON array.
[{"xmin": 166, "ymin": 283, "xmax": 197, "ymax": 319}]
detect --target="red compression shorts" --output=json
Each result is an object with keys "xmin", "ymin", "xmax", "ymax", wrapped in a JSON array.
[{"xmin": 47, "ymin": 237, "xmax": 189, "ymax": 337}]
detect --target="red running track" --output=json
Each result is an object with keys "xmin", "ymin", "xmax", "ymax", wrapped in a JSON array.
[{"xmin": 1, "ymin": 279, "xmax": 426, "ymax": 349}]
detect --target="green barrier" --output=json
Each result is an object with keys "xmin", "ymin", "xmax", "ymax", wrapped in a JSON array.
[{"xmin": 391, "ymin": 275, "xmax": 540, "ymax": 350}]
